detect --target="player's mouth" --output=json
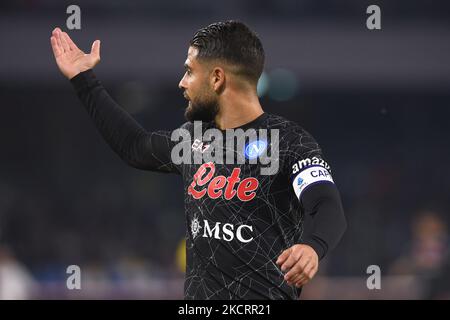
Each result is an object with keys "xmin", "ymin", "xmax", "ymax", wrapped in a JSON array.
[{"xmin": 184, "ymin": 92, "xmax": 192, "ymax": 109}]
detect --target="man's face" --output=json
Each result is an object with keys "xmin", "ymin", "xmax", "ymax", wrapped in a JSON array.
[{"xmin": 179, "ymin": 47, "xmax": 219, "ymax": 122}]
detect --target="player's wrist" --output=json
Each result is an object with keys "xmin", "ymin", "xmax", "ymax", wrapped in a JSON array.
[
  {"xmin": 67, "ymin": 71, "xmax": 80, "ymax": 80},
  {"xmin": 299, "ymin": 240, "xmax": 324, "ymax": 260},
  {"xmin": 67, "ymin": 67, "xmax": 91, "ymax": 80},
  {"xmin": 69, "ymin": 69, "xmax": 98, "ymax": 92}
]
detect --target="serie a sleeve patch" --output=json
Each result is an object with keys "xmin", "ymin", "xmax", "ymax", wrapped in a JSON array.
[{"xmin": 292, "ymin": 165, "xmax": 334, "ymax": 199}]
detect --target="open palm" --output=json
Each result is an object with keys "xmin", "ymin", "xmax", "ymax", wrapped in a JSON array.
[{"xmin": 50, "ymin": 27, "xmax": 101, "ymax": 80}]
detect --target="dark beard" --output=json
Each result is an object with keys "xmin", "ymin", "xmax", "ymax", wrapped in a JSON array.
[{"xmin": 184, "ymin": 99, "xmax": 219, "ymax": 122}]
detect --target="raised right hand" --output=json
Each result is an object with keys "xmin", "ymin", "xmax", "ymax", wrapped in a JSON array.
[{"xmin": 50, "ymin": 27, "xmax": 101, "ymax": 80}]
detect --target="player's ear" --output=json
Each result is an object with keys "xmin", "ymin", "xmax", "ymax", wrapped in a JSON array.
[{"xmin": 211, "ymin": 67, "xmax": 225, "ymax": 93}]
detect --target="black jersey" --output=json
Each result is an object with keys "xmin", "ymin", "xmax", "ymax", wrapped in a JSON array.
[{"xmin": 70, "ymin": 70, "xmax": 346, "ymax": 300}]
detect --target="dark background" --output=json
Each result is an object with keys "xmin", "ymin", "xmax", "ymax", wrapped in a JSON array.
[{"xmin": 0, "ymin": 0, "xmax": 449, "ymax": 299}]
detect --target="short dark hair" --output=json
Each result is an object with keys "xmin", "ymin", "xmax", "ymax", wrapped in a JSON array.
[{"xmin": 190, "ymin": 20, "xmax": 265, "ymax": 84}]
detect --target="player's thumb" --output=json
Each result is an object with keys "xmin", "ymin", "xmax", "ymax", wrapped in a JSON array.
[{"xmin": 91, "ymin": 40, "xmax": 101, "ymax": 61}]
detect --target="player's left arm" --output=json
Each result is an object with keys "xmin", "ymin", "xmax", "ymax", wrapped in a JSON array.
[
  {"xmin": 276, "ymin": 132, "xmax": 347, "ymax": 288},
  {"xmin": 277, "ymin": 183, "xmax": 346, "ymax": 287}
]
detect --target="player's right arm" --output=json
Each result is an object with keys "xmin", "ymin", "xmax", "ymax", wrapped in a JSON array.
[{"xmin": 50, "ymin": 28, "xmax": 180, "ymax": 173}]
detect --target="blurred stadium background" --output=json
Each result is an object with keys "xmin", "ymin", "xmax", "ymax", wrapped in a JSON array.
[{"xmin": 0, "ymin": 0, "xmax": 449, "ymax": 299}]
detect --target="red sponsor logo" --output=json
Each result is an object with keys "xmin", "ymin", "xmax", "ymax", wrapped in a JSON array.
[{"xmin": 188, "ymin": 162, "xmax": 259, "ymax": 201}]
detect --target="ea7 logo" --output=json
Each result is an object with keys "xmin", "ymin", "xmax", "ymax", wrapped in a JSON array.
[{"xmin": 192, "ymin": 139, "xmax": 210, "ymax": 153}]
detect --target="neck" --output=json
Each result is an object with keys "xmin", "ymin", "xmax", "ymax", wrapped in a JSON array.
[{"xmin": 214, "ymin": 89, "xmax": 264, "ymax": 130}]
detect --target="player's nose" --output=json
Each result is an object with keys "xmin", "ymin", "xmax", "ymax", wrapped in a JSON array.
[{"xmin": 178, "ymin": 77, "xmax": 185, "ymax": 90}]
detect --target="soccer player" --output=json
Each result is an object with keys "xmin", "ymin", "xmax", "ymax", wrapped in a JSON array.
[{"xmin": 50, "ymin": 21, "xmax": 346, "ymax": 299}]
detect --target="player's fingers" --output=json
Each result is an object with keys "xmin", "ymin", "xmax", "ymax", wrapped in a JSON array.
[
  {"xmin": 59, "ymin": 30, "xmax": 70, "ymax": 52},
  {"xmin": 280, "ymin": 249, "xmax": 303, "ymax": 272},
  {"xmin": 293, "ymin": 263, "xmax": 318, "ymax": 286},
  {"xmin": 53, "ymin": 29, "xmax": 65, "ymax": 54},
  {"xmin": 287, "ymin": 270, "xmax": 303, "ymax": 284},
  {"xmin": 304, "ymin": 262, "xmax": 318, "ymax": 280},
  {"xmin": 298, "ymin": 254, "xmax": 312, "ymax": 270},
  {"xmin": 276, "ymin": 248, "xmax": 291, "ymax": 266},
  {"xmin": 50, "ymin": 36, "xmax": 62, "ymax": 58},
  {"xmin": 290, "ymin": 273, "xmax": 308, "ymax": 286},
  {"xmin": 91, "ymin": 40, "xmax": 101, "ymax": 59},
  {"xmin": 291, "ymin": 272, "xmax": 307, "ymax": 285},
  {"xmin": 295, "ymin": 275, "xmax": 310, "ymax": 287},
  {"xmin": 284, "ymin": 256, "xmax": 311, "ymax": 281},
  {"xmin": 62, "ymin": 32, "xmax": 79, "ymax": 51},
  {"xmin": 52, "ymin": 27, "xmax": 62, "ymax": 37}
]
